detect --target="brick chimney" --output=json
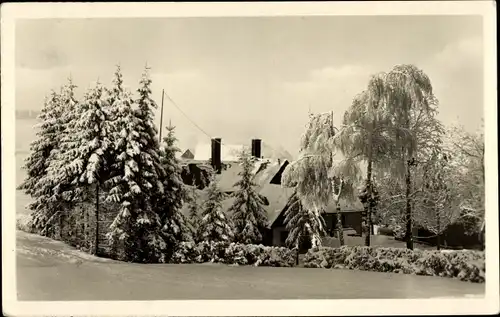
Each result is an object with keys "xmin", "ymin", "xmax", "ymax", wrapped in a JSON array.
[
  {"xmin": 251, "ymin": 139, "xmax": 262, "ymax": 159},
  {"xmin": 211, "ymin": 138, "xmax": 222, "ymax": 174}
]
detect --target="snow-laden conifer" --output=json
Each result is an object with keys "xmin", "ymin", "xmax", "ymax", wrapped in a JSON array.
[
  {"xmin": 135, "ymin": 66, "xmax": 161, "ymax": 151},
  {"xmin": 134, "ymin": 66, "xmax": 167, "ymax": 217},
  {"xmin": 198, "ymin": 177, "xmax": 234, "ymax": 243},
  {"xmin": 58, "ymin": 77, "xmax": 80, "ymax": 132},
  {"xmin": 24, "ymin": 78, "xmax": 81, "ymax": 236},
  {"xmin": 18, "ymin": 91, "xmax": 63, "ymax": 196},
  {"xmin": 21, "ymin": 91, "xmax": 65, "ymax": 236},
  {"xmin": 105, "ymin": 65, "xmax": 166, "ymax": 262},
  {"xmin": 158, "ymin": 122, "xmax": 192, "ymax": 258},
  {"xmin": 229, "ymin": 149, "xmax": 268, "ymax": 244},
  {"xmin": 48, "ymin": 82, "xmax": 112, "ymax": 194},
  {"xmin": 44, "ymin": 81, "xmax": 115, "ymax": 253},
  {"xmin": 282, "ymin": 191, "xmax": 325, "ymax": 250}
]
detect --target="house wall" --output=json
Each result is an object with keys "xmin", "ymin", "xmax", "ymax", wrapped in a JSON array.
[
  {"xmin": 323, "ymin": 212, "xmax": 362, "ymax": 236},
  {"xmin": 344, "ymin": 212, "xmax": 362, "ymax": 235}
]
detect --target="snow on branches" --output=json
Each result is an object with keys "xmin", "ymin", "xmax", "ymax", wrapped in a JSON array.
[
  {"xmin": 198, "ymin": 177, "xmax": 234, "ymax": 243},
  {"xmin": 229, "ymin": 149, "xmax": 268, "ymax": 244}
]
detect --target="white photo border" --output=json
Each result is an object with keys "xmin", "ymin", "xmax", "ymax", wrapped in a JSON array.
[{"xmin": 1, "ymin": 1, "xmax": 498, "ymax": 316}]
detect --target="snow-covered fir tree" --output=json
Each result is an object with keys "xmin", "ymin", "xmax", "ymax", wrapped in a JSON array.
[
  {"xmin": 198, "ymin": 176, "xmax": 234, "ymax": 243},
  {"xmin": 135, "ymin": 66, "xmax": 160, "ymax": 150},
  {"xmin": 134, "ymin": 66, "xmax": 167, "ymax": 217},
  {"xmin": 46, "ymin": 81, "xmax": 115, "ymax": 253},
  {"xmin": 19, "ymin": 90, "xmax": 66, "ymax": 235},
  {"xmin": 105, "ymin": 65, "xmax": 166, "ymax": 262},
  {"xmin": 26, "ymin": 78, "xmax": 82, "ymax": 237},
  {"xmin": 228, "ymin": 149, "xmax": 268, "ymax": 244},
  {"xmin": 158, "ymin": 122, "xmax": 192, "ymax": 259},
  {"xmin": 58, "ymin": 77, "xmax": 80, "ymax": 131},
  {"xmin": 48, "ymin": 81, "xmax": 112, "ymax": 197},
  {"xmin": 282, "ymin": 191, "xmax": 326, "ymax": 250},
  {"xmin": 18, "ymin": 90, "xmax": 62, "ymax": 196}
]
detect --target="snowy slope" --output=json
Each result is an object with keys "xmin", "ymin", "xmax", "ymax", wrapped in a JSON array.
[{"xmin": 15, "ymin": 230, "xmax": 485, "ymax": 301}]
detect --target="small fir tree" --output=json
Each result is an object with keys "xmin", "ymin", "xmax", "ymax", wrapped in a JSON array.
[
  {"xmin": 228, "ymin": 149, "xmax": 268, "ymax": 244},
  {"xmin": 159, "ymin": 122, "xmax": 193, "ymax": 259},
  {"xmin": 283, "ymin": 191, "xmax": 326, "ymax": 251},
  {"xmin": 198, "ymin": 177, "xmax": 234, "ymax": 243}
]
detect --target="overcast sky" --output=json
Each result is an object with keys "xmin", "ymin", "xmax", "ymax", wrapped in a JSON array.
[{"xmin": 15, "ymin": 16, "xmax": 483, "ymax": 155}]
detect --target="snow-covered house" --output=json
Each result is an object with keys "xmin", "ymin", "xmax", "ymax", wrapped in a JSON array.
[{"xmin": 180, "ymin": 138, "xmax": 363, "ymax": 247}]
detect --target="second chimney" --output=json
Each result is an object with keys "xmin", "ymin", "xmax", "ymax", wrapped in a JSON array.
[
  {"xmin": 251, "ymin": 139, "xmax": 262, "ymax": 159},
  {"xmin": 211, "ymin": 138, "xmax": 222, "ymax": 174}
]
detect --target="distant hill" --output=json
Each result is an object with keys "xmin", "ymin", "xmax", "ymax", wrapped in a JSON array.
[
  {"xmin": 261, "ymin": 143, "xmax": 294, "ymax": 161},
  {"xmin": 16, "ymin": 110, "xmax": 40, "ymax": 120}
]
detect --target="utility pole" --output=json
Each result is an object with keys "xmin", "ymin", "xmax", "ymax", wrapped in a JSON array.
[{"xmin": 159, "ymin": 89, "xmax": 165, "ymax": 142}]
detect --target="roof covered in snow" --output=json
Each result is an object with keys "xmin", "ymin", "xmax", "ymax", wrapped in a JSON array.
[{"xmin": 181, "ymin": 158, "xmax": 363, "ymax": 228}]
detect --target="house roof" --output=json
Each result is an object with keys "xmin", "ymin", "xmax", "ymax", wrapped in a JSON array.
[
  {"xmin": 181, "ymin": 158, "xmax": 363, "ymax": 228},
  {"xmin": 181, "ymin": 149, "xmax": 195, "ymax": 159}
]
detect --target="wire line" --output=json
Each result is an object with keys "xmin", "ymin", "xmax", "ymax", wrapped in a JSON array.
[{"xmin": 162, "ymin": 90, "xmax": 224, "ymax": 146}]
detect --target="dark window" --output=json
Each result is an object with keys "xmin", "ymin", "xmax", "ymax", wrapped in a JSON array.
[
  {"xmin": 270, "ymin": 161, "xmax": 289, "ymax": 184},
  {"xmin": 280, "ymin": 231, "xmax": 288, "ymax": 245}
]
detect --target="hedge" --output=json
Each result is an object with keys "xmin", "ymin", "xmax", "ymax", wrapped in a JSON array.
[
  {"xmin": 171, "ymin": 241, "xmax": 297, "ymax": 267},
  {"xmin": 303, "ymin": 246, "xmax": 485, "ymax": 283}
]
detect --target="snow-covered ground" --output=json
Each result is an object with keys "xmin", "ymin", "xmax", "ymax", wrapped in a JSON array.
[{"xmin": 16, "ymin": 231, "xmax": 485, "ymax": 301}]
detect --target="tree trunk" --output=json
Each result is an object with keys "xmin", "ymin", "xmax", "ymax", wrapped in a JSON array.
[
  {"xmin": 336, "ymin": 202, "xmax": 344, "ymax": 245},
  {"xmin": 95, "ymin": 183, "xmax": 100, "ymax": 256},
  {"xmin": 365, "ymin": 155, "xmax": 373, "ymax": 247},
  {"xmin": 83, "ymin": 207, "xmax": 88, "ymax": 250},
  {"xmin": 405, "ymin": 160, "xmax": 414, "ymax": 250}
]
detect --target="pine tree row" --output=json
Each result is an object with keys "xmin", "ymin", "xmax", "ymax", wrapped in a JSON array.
[
  {"xmin": 19, "ymin": 65, "xmax": 270, "ymax": 262},
  {"xmin": 19, "ymin": 66, "xmax": 191, "ymax": 262}
]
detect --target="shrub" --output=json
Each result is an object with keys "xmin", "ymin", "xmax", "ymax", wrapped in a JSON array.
[
  {"xmin": 393, "ymin": 225, "xmax": 406, "ymax": 240},
  {"xmin": 303, "ymin": 246, "xmax": 485, "ymax": 283},
  {"xmin": 171, "ymin": 241, "xmax": 198, "ymax": 264},
  {"xmin": 171, "ymin": 241, "xmax": 297, "ymax": 267},
  {"xmin": 16, "ymin": 217, "xmax": 35, "ymax": 233}
]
